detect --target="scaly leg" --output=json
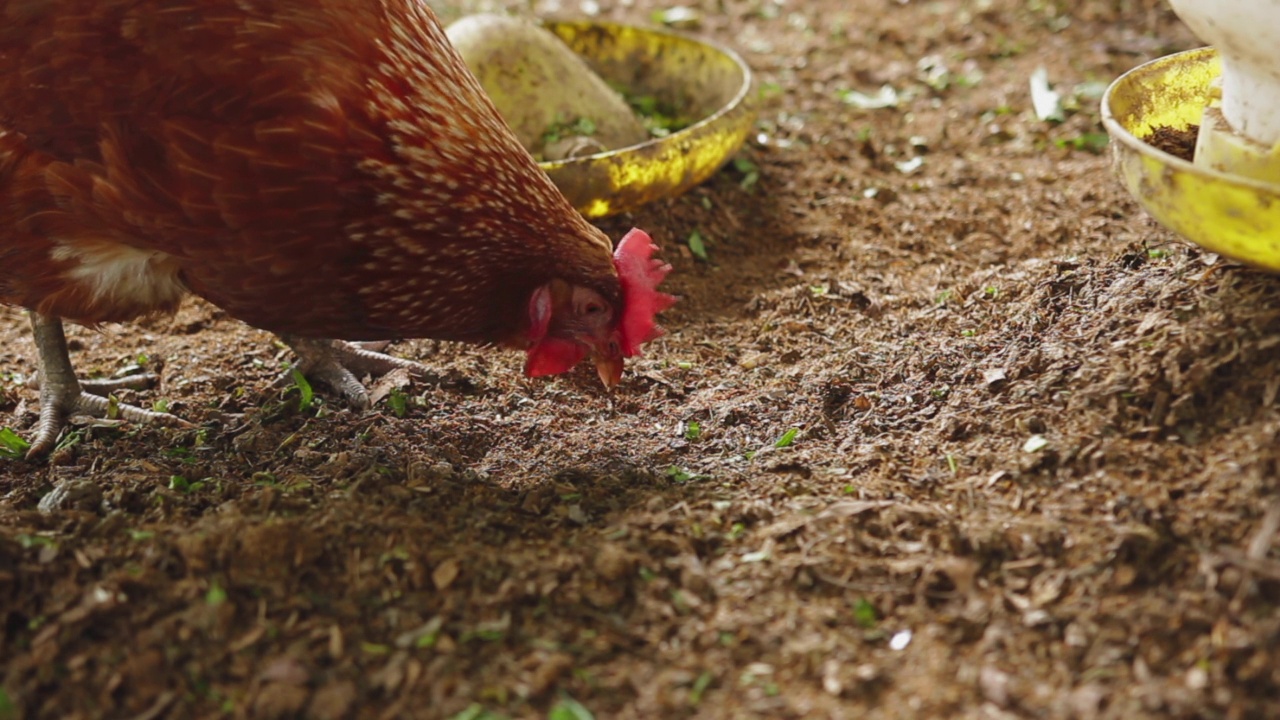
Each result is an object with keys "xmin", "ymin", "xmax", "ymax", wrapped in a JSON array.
[
  {"xmin": 25, "ymin": 312, "xmax": 190, "ymax": 458},
  {"xmin": 79, "ymin": 374, "xmax": 161, "ymax": 395},
  {"xmin": 278, "ymin": 335, "xmax": 434, "ymax": 409}
]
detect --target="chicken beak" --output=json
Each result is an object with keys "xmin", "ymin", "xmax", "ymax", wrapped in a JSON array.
[{"xmin": 594, "ymin": 354, "xmax": 624, "ymax": 389}]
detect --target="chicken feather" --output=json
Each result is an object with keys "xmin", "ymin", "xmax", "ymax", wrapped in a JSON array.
[
  {"xmin": 2, "ymin": 0, "xmax": 621, "ymax": 336},
  {"xmin": 0, "ymin": 0, "xmax": 673, "ymax": 457}
]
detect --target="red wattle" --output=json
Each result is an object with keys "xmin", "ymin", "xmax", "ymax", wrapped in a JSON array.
[{"xmin": 523, "ymin": 337, "xmax": 587, "ymax": 377}]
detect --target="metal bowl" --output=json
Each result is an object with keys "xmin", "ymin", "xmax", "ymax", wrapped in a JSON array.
[
  {"xmin": 536, "ymin": 20, "xmax": 756, "ymax": 218},
  {"xmin": 1101, "ymin": 48, "xmax": 1280, "ymax": 271}
]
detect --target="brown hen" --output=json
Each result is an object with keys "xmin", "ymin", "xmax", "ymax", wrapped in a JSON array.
[{"xmin": 0, "ymin": 0, "xmax": 674, "ymax": 458}]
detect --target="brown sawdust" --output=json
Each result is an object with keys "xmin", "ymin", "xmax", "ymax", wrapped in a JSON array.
[{"xmin": 1147, "ymin": 124, "xmax": 1198, "ymax": 162}]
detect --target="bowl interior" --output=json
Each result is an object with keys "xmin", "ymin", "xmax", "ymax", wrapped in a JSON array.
[
  {"xmin": 535, "ymin": 21, "xmax": 756, "ymax": 218},
  {"xmin": 1102, "ymin": 48, "xmax": 1280, "ymax": 271},
  {"xmin": 1104, "ymin": 48, "xmax": 1218, "ymax": 142},
  {"xmin": 545, "ymin": 21, "xmax": 747, "ymax": 133}
]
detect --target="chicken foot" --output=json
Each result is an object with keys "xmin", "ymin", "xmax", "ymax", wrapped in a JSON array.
[
  {"xmin": 29, "ymin": 370, "xmax": 161, "ymax": 398},
  {"xmin": 278, "ymin": 335, "xmax": 434, "ymax": 410},
  {"xmin": 24, "ymin": 312, "xmax": 192, "ymax": 459}
]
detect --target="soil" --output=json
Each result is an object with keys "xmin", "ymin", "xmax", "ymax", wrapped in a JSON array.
[{"xmin": 3, "ymin": 1, "xmax": 1278, "ymax": 719}]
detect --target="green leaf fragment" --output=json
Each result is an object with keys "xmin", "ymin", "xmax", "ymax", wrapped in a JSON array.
[
  {"xmin": 774, "ymin": 428, "xmax": 799, "ymax": 448},
  {"xmin": 687, "ymin": 230, "xmax": 708, "ymax": 261},
  {"xmin": 0, "ymin": 428, "xmax": 30, "ymax": 459},
  {"xmin": 852, "ymin": 598, "xmax": 878, "ymax": 628},
  {"xmin": 666, "ymin": 466, "xmax": 700, "ymax": 483},
  {"xmin": 548, "ymin": 694, "xmax": 594, "ymax": 720},
  {"xmin": 684, "ymin": 421, "xmax": 701, "ymax": 441},
  {"xmin": 206, "ymin": 580, "xmax": 228, "ymax": 606},
  {"xmin": 732, "ymin": 156, "xmax": 760, "ymax": 191},
  {"xmin": 690, "ymin": 671, "xmax": 713, "ymax": 704},
  {"xmin": 542, "ymin": 115, "xmax": 598, "ymax": 145},
  {"xmin": 290, "ymin": 368, "xmax": 314, "ymax": 411},
  {"xmin": 1054, "ymin": 131, "xmax": 1109, "ymax": 153},
  {"xmin": 16, "ymin": 534, "xmax": 56, "ymax": 549},
  {"xmin": 388, "ymin": 387, "xmax": 408, "ymax": 418},
  {"xmin": 0, "ymin": 687, "xmax": 14, "ymax": 720}
]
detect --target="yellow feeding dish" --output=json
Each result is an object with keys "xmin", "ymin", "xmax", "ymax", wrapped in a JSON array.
[
  {"xmin": 1102, "ymin": 48, "xmax": 1280, "ymax": 271},
  {"xmin": 536, "ymin": 20, "xmax": 757, "ymax": 219}
]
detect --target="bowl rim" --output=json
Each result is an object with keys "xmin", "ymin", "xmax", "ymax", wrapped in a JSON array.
[
  {"xmin": 1100, "ymin": 46, "xmax": 1280, "ymax": 194},
  {"xmin": 536, "ymin": 19, "xmax": 755, "ymax": 170}
]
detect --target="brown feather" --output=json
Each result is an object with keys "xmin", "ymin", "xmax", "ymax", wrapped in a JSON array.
[{"xmin": 0, "ymin": 0, "xmax": 619, "ymax": 344}]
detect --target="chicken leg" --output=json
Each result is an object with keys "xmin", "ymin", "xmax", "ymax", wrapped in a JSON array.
[
  {"xmin": 25, "ymin": 312, "xmax": 191, "ymax": 458},
  {"xmin": 21, "ymin": 316, "xmax": 434, "ymax": 458},
  {"xmin": 277, "ymin": 335, "xmax": 435, "ymax": 409}
]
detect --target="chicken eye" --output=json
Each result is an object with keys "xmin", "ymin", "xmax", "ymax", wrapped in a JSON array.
[{"xmin": 584, "ymin": 302, "xmax": 604, "ymax": 315}]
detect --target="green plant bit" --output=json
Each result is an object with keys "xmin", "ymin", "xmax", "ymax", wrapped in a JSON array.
[
  {"xmin": 289, "ymin": 368, "xmax": 314, "ymax": 411},
  {"xmin": 687, "ymin": 230, "xmax": 709, "ymax": 261},
  {"xmin": 620, "ymin": 90, "xmax": 692, "ymax": 138},
  {"xmin": 774, "ymin": 428, "xmax": 799, "ymax": 448},
  {"xmin": 0, "ymin": 427, "xmax": 31, "ymax": 459},
  {"xmin": 541, "ymin": 114, "xmax": 599, "ymax": 146}
]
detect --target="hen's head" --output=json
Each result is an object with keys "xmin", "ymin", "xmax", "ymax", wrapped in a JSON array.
[{"xmin": 524, "ymin": 228, "xmax": 676, "ymax": 387}]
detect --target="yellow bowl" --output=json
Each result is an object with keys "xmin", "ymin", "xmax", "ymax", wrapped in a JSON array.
[
  {"xmin": 535, "ymin": 20, "xmax": 756, "ymax": 218},
  {"xmin": 1101, "ymin": 47, "xmax": 1280, "ymax": 270}
]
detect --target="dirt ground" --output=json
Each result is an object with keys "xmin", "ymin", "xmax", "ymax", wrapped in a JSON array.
[{"xmin": 3, "ymin": 1, "xmax": 1279, "ymax": 718}]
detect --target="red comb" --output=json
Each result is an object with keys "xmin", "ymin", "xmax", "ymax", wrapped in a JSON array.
[{"xmin": 613, "ymin": 228, "xmax": 677, "ymax": 356}]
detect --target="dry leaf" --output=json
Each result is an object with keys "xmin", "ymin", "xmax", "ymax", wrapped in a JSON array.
[{"xmin": 432, "ymin": 558, "xmax": 460, "ymax": 590}]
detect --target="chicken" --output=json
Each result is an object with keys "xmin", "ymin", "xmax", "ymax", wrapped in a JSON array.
[{"xmin": 0, "ymin": 0, "xmax": 675, "ymax": 458}]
